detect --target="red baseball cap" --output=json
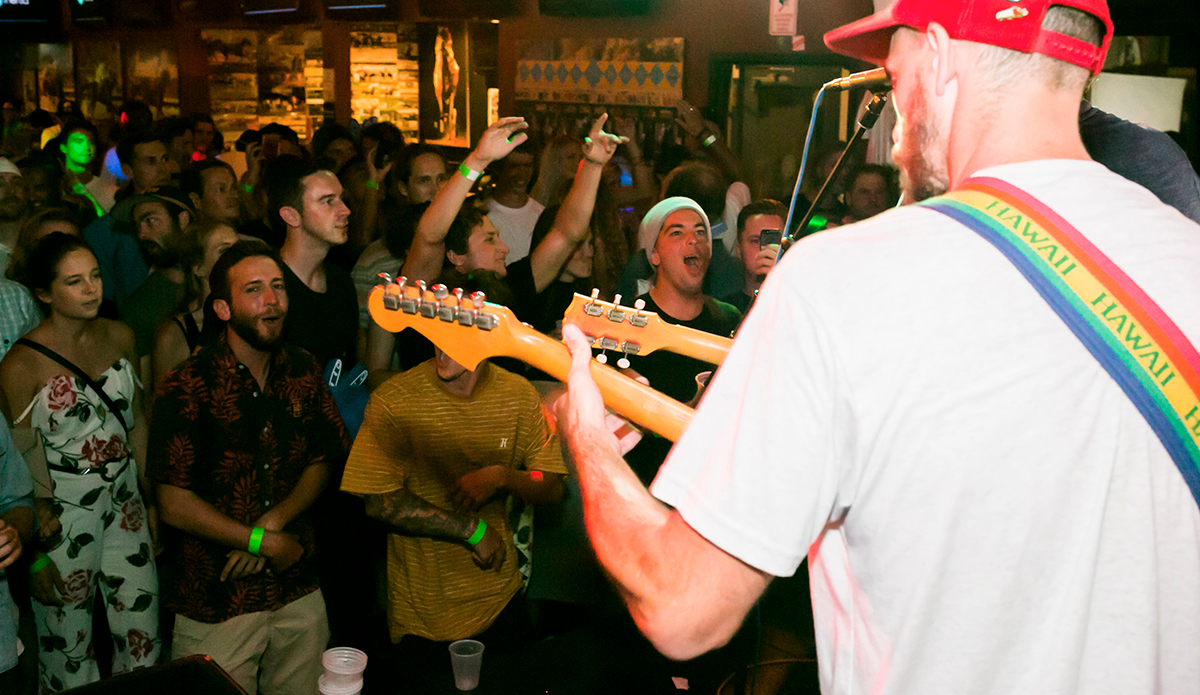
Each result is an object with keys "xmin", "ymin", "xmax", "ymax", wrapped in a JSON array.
[{"xmin": 824, "ymin": 0, "xmax": 1113, "ymax": 76}]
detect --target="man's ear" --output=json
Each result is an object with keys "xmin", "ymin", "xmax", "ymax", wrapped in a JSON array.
[
  {"xmin": 446, "ymin": 249, "xmax": 466, "ymax": 272},
  {"xmin": 188, "ymin": 192, "xmax": 202, "ymax": 210},
  {"xmin": 279, "ymin": 205, "xmax": 302, "ymax": 229},
  {"xmin": 213, "ymin": 298, "xmax": 232, "ymax": 322},
  {"xmin": 177, "ymin": 210, "xmax": 190, "ymax": 231},
  {"xmin": 120, "ymin": 162, "xmax": 133, "ymax": 180},
  {"xmin": 925, "ymin": 22, "xmax": 959, "ymax": 97}
]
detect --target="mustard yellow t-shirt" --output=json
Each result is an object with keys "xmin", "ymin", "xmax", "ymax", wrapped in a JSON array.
[{"xmin": 341, "ymin": 360, "xmax": 566, "ymax": 642}]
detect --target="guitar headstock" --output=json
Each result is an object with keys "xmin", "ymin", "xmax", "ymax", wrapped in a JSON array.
[
  {"xmin": 563, "ymin": 290, "xmax": 667, "ymax": 368},
  {"xmin": 367, "ymin": 274, "xmax": 523, "ymax": 370}
]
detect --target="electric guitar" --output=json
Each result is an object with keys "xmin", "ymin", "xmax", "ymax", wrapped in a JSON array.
[
  {"xmin": 367, "ymin": 278, "xmax": 695, "ymax": 441},
  {"xmin": 561, "ymin": 290, "xmax": 734, "ymax": 366}
]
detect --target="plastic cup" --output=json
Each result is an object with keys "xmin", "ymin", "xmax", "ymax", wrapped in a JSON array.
[
  {"xmin": 318, "ymin": 674, "xmax": 363, "ymax": 695},
  {"xmin": 448, "ymin": 639, "xmax": 485, "ymax": 690},
  {"xmin": 323, "ymin": 647, "xmax": 368, "ymax": 687}
]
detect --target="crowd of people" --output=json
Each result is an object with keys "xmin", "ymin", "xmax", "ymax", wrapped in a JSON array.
[
  {"xmin": 0, "ymin": 87, "xmax": 849, "ymax": 694},
  {"xmin": 2, "ymin": 3, "xmax": 1200, "ymax": 691}
]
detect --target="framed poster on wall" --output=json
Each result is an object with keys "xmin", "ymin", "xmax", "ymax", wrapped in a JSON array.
[
  {"xmin": 420, "ymin": 22, "xmax": 469, "ymax": 148},
  {"xmin": 75, "ymin": 41, "xmax": 122, "ymax": 122}
]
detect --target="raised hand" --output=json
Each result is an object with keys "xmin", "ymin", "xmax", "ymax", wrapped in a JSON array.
[
  {"xmin": 470, "ymin": 117, "xmax": 530, "ymax": 168},
  {"xmin": 582, "ymin": 113, "xmax": 630, "ymax": 167},
  {"xmin": 674, "ymin": 98, "xmax": 708, "ymax": 137},
  {"xmin": 365, "ymin": 145, "xmax": 394, "ymax": 188}
]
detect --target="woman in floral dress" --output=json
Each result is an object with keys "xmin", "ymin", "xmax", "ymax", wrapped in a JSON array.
[{"xmin": 0, "ymin": 233, "xmax": 159, "ymax": 692}]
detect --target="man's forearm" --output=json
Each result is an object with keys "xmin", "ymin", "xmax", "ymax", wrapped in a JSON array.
[
  {"xmin": 158, "ymin": 483, "xmax": 256, "ymax": 550},
  {"xmin": 262, "ymin": 463, "xmax": 330, "ymax": 530},
  {"xmin": 364, "ymin": 488, "xmax": 477, "ymax": 542},
  {"xmin": 554, "ymin": 160, "xmax": 604, "ymax": 243},
  {"xmin": 403, "ymin": 163, "xmax": 478, "ymax": 283},
  {"xmin": 505, "ymin": 469, "xmax": 564, "ymax": 506}
]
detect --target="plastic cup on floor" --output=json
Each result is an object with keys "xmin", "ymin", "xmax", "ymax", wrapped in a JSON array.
[
  {"xmin": 323, "ymin": 647, "xmax": 368, "ymax": 687},
  {"xmin": 318, "ymin": 674, "xmax": 363, "ymax": 695},
  {"xmin": 448, "ymin": 639, "xmax": 485, "ymax": 690}
]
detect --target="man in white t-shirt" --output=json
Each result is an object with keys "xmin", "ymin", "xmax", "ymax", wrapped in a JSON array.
[
  {"xmin": 483, "ymin": 142, "xmax": 544, "ymax": 264},
  {"xmin": 557, "ymin": 1, "xmax": 1200, "ymax": 694}
]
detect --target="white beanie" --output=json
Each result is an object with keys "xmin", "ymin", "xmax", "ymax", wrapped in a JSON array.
[
  {"xmin": 0, "ymin": 157, "xmax": 20, "ymax": 178},
  {"xmin": 639, "ymin": 196, "xmax": 712, "ymax": 263}
]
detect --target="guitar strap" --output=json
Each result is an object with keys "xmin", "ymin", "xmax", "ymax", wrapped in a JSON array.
[{"xmin": 920, "ymin": 176, "xmax": 1200, "ymax": 509}]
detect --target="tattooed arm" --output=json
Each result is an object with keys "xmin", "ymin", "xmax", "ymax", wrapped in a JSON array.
[{"xmin": 363, "ymin": 489, "xmax": 506, "ymax": 571}]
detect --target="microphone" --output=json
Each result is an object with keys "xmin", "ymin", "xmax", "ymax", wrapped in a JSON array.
[{"xmin": 823, "ymin": 67, "xmax": 892, "ymax": 92}]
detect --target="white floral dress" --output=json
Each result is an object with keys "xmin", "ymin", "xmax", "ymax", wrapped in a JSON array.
[{"xmin": 17, "ymin": 358, "xmax": 160, "ymax": 692}]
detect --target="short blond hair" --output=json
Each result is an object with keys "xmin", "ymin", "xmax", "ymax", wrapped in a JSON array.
[{"xmin": 975, "ymin": 6, "xmax": 1105, "ymax": 92}]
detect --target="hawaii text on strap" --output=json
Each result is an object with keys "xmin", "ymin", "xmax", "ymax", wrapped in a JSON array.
[{"xmin": 920, "ymin": 176, "xmax": 1200, "ymax": 508}]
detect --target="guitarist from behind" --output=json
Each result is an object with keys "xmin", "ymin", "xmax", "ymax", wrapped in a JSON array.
[
  {"xmin": 624, "ymin": 197, "xmax": 742, "ymax": 486},
  {"xmin": 340, "ymin": 276, "xmax": 567, "ymax": 689}
]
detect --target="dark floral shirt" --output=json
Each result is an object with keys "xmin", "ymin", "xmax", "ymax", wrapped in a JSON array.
[{"xmin": 147, "ymin": 336, "xmax": 350, "ymax": 623}]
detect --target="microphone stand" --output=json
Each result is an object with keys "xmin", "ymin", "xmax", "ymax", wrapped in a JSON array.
[{"xmin": 793, "ymin": 91, "xmax": 891, "ymax": 239}]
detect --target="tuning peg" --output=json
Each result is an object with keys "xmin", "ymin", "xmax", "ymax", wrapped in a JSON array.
[
  {"xmin": 470, "ymin": 291, "xmax": 486, "ymax": 309},
  {"xmin": 415, "ymin": 280, "xmax": 427, "ymax": 299},
  {"xmin": 453, "ymin": 287, "xmax": 464, "ymax": 305},
  {"xmin": 397, "ymin": 276, "xmax": 408, "ymax": 292},
  {"xmin": 618, "ymin": 343, "xmax": 634, "ymax": 369},
  {"xmin": 432, "ymin": 284, "xmax": 449, "ymax": 300},
  {"xmin": 613, "ymin": 294, "xmax": 622, "ymax": 306},
  {"xmin": 629, "ymin": 297, "xmax": 649, "ymax": 327},
  {"xmin": 595, "ymin": 351, "xmax": 608, "ymax": 365},
  {"xmin": 377, "ymin": 272, "xmax": 393, "ymax": 284},
  {"xmin": 585, "ymin": 288, "xmax": 604, "ymax": 317}
]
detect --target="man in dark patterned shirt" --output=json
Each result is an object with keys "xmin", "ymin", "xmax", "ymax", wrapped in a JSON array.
[{"xmin": 149, "ymin": 240, "xmax": 350, "ymax": 695}]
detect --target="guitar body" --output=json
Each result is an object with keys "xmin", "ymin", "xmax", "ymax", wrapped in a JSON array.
[{"xmin": 368, "ymin": 282, "xmax": 695, "ymax": 441}]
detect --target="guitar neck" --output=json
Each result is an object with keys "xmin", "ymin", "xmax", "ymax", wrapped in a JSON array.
[
  {"xmin": 659, "ymin": 324, "xmax": 733, "ymax": 366},
  {"xmin": 503, "ymin": 330, "xmax": 694, "ymax": 442}
]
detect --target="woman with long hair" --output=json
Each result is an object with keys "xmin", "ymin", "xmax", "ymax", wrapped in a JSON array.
[
  {"xmin": 529, "ymin": 133, "xmax": 582, "ymax": 209},
  {"xmin": 0, "ymin": 233, "xmax": 159, "ymax": 692},
  {"xmin": 149, "ymin": 220, "xmax": 238, "ymax": 386}
]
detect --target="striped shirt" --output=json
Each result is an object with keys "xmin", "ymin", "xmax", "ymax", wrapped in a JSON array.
[{"xmin": 341, "ymin": 360, "xmax": 566, "ymax": 642}]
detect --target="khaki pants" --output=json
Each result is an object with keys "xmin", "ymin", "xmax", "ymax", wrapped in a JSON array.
[{"xmin": 172, "ymin": 589, "xmax": 330, "ymax": 695}]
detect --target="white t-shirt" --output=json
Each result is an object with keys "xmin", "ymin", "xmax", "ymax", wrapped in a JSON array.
[
  {"xmin": 651, "ymin": 160, "xmax": 1200, "ymax": 695},
  {"xmin": 485, "ymin": 197, "xmax": 545, "ymax": 264}
]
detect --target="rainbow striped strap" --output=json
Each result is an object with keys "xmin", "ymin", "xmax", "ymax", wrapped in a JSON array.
[{"xmin": 920, "ymin": 177, "xmax": 1200, "ymax": 508}]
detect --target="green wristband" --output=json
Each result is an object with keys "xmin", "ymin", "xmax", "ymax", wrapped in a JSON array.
[
  {"xmin": 365, "ymin": 180, "xmax": 379, "ymax": 189},
  {"xmin": 29, "ymin": 554, "xmax": 51, "ymax": 575},
  {"xmin": 466, "ymin": 520, "xmax": 487, "ymax": 546},
  {"xmin": 248, "ymin": 527, "xmax": 265, "ymax": 556},
  {"xmin": 702, "ymin": 133, "xmax": 718, "ymax": 147},
  {"xmin": 242, "ymin": 183, "xmax": 254, "ymax": 193},
  {"xmin": 458, "ymin": 162, "xmax": 481, "ymax": 182}
]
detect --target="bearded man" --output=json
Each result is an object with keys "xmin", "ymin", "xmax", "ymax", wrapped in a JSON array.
[
  {"xmin": 558, "ymin": 1, "xmax": 1200, "ymax": 694},
  {"xmin": 149, "ymin": 240, "xmax": 350, "ymax": 695}
]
